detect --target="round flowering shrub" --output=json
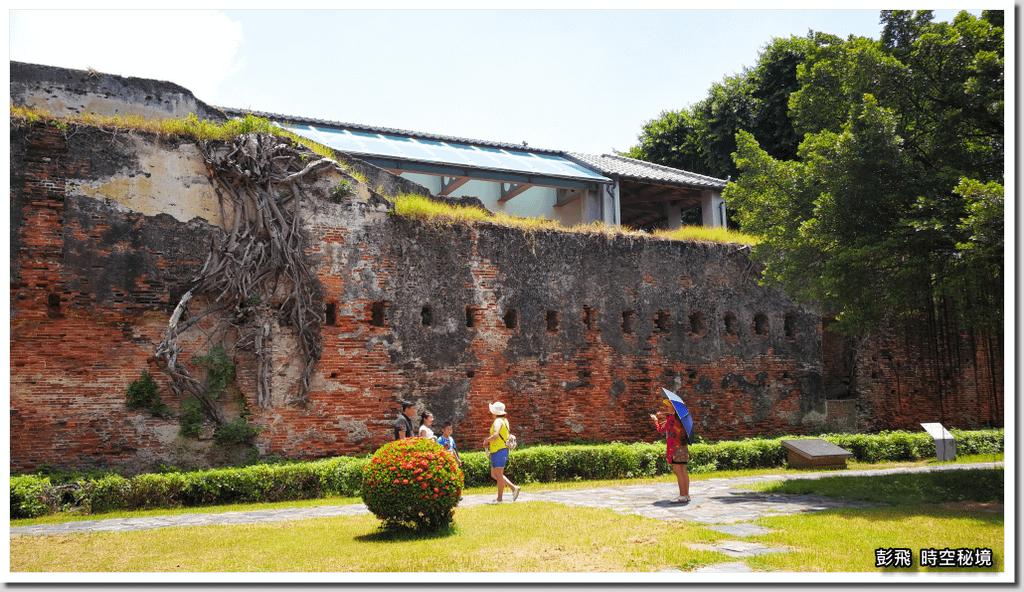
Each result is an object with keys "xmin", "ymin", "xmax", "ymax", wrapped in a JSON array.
[{"xmin": 362, "ymin": 438, "xmax": 464, "ymax": 530}]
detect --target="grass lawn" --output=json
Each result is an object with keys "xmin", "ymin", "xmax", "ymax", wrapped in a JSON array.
[
  {"xmin": 9, "ymin": 457, "xmax": 1005, "ymax": 575},
  {"xmin": 11, "ymin": 502, "xmax": 727, "ymax": 572}
]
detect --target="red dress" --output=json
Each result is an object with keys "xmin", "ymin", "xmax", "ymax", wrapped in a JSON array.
[{"xmin": 655, "ymin": 414, "xmax": 686, "ymax": 463}]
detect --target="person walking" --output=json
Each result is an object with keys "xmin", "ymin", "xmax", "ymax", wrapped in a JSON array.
[
  {"xmin": 651, "ymin": 400, "xmax": 690, "ymax": 504},
  {"xmin": 418, "ymin": 411, "xmax": 436, "ymax": 440},
  {"xmin": 393, "ymin": 401, "xmax": 416, "ymax": 440},
  {"xmin": 482, "ymin": 401, "xmax": 520, "ymax": 502}
]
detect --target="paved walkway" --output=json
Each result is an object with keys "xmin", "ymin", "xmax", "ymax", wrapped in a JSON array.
[{"xmin": 10, "ymin": 462, "xmax": 1001, "ymax": 573}]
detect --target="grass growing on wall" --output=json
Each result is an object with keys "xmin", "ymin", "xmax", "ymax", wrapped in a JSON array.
[
  {"xmin": 390, "ymin": 193, "xmax": 760, "ymax": 245},
  {"xmin": 9, "ymin": 106, "xmax": 359, "ymax": 182},
  {"xmin": 653, "ymin": 225, "xmax": 761, "ymax": 245}
]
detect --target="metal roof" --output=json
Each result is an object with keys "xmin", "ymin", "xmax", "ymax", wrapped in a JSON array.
[
  {"xmin": 220, "ymin": 107, "xmax": 725, "ymax": 193},
  {"xmin": 220, "ymin": 107, "xmax": 565, "ymax": 154},
  {"xmin": 284, "ymin": 122, "xmax": 609, "ymax": 185}
]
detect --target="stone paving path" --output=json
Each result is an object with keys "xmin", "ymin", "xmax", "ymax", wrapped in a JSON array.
[{"xmin": 9, "ymin": 462, "xmax": 1001, "ymax": 573}]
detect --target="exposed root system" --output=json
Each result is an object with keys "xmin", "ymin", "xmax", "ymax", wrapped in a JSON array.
[{"xmin": 156, "ymin": 133, "xmax": 338, "ymax": 419}]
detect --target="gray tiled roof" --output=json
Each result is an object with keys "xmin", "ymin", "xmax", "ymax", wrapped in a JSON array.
[{"xmin": 565, "ymin": 153, "xmax": 728, "ymax": 189}]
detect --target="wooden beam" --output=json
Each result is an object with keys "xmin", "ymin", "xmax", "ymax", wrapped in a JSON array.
[
  {"xmin": 439, "ymin": 176, "xmax": 471, "ymax": 196},
  {"xmin": 554, "ymin": 188, "xmax": 582, "ymax": 208},
  {"xmin": 499, "ymin": 182, "xmax": 531, "ymax": 203}
]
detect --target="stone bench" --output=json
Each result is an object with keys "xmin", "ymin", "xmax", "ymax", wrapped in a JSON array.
[{"xmin": 781, "ymin": 439, "xmax": 854, "ymax": 470}]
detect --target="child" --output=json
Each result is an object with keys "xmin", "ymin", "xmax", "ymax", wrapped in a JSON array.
[{"xmin": 436, "ymin": 421, "xmax": 461, "ymax": 465}]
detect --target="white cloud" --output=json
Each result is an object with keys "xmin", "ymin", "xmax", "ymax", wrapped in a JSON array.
[{"xmin": 10, "ymin": 10, "xmax": 245, "ymax": 102}]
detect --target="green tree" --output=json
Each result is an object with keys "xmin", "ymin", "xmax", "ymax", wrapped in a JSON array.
[
  {"xmin": 727, "ymin": 10, "xmax": 1003, "ymax": 337},
  {"xmin": 627, "ymin": 35, "xmax": 814, "ymax": 182},
  {"xmin": 624, "ymin": 108, "xmax": 706, "ymax": 175}
]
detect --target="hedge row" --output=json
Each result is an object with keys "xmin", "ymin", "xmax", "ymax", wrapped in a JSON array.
[{"xmin": 11, "ymin": 429, "xmax": 1003, "ymax": 519}]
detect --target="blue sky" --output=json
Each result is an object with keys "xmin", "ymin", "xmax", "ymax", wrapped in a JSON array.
[{"xmin": 8, "ymin": 7, "xmax": 996, "ymax": 155}]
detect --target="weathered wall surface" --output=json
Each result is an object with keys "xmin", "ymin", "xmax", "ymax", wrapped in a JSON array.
[
  {"xmin": 9, "ymin": 120, "xmax": 1003, "ymax": 474},
  {"xmin": 851, "ymin": 324, "xmax": 1003, "ymax": 432},
  {"xmin": 11, "ymin": 61, "xmax": 227, "ymax": 122}
]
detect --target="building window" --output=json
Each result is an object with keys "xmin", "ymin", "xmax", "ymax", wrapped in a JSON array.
[
  {"xmin": 325, "ymin": 302, "xmax": 337, "ymax": 326},
  {"xmin": 503, "ymin": 309, "xmax": 518, "ymax": 330},
  {"xmin": 421, "ymin": 306, "xmax": 433, "ymax": 327},
  {"xmin": 622, "ymin": 310, "xmax": 634, "ymax": 334}
]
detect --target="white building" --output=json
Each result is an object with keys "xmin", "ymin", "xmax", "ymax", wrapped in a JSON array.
[{"xmin": 224, "ymin": 108, "xmax": 728, "ymax": 231}]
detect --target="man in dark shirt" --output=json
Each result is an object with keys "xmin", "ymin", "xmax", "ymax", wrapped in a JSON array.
[{"xmin": 393, "ymin": 401, "xmax": 416, "ymax": 440}]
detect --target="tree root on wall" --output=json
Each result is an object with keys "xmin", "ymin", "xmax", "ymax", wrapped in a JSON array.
[{"xmin": 156, "ymin": 133, "xmax": 338, "ymax": 421}]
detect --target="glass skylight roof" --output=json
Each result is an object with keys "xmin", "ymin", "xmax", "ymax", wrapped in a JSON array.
[{"xmin": 284, "ymin": 123, "xmax": 609, "ymax": 183}]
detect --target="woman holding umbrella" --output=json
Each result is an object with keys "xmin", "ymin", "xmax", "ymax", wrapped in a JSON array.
[{"xmin": 651, "ymin": 398, "xmax": 690, "ymax": 504}]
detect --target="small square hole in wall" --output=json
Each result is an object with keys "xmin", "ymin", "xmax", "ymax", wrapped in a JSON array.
[
  {"xmin": 582, "ymin": 306, "xmax": 597, "ymax": 332},
  {"xmin": 724, "ymin": 312, "xmax": 738, "ymax": 336},
  {"xmin": 655, "ymin": 311, "xmax": 671, "ymax": 333},
  {"xmin": 46, "ymin": 292, "xmax": 62, "ymax": 318},
  {"xmin": 784, "ymin": 313, "xmax": 798, "ymax": 339},
  {"xmin": 689, "ymin": 311, "xmax": 705, "ymax": 336},
  {"xmin": 325, "ymin": 302, "xmax": 337, "ymax": 326},
  {"xmin": 546, "ymin": 311, "xmax": 560, "ymax": 333},
  {"xmin": 503, "ymin": 309, "xmax": 519, "ymax": 329},
  {"xmin": 370, "ymin": 301, "xmax": 389, "ymax": 327},
  {"xmin": 754, "ymin": 313, "xmax": 769, "ymax": 335},
  {"xmin": 466, "ymin": 307, "xmax": 478, "ymax": 328},
  {"xmin": 421, "ymin": 306, "xmax": 433, "ymax": 327},
  {"xmin": 622, "ymin": 309, "xmax": 634, "ymax": 334}
]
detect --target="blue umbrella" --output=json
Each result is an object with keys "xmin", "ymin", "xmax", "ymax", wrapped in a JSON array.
[{"xmin": 661, "ymin": 388, "xmax": 694, "ymax": 444}]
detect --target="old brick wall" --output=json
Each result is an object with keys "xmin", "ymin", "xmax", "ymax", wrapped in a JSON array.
[
  {"xmin": 265, "ymin": 214, "xmax": 829, "ymax": 461},
  {"xmin": 851, "ymin": 323, "xmax": 1003, "ymax": 432},
  {"xmin": 9, "ymin": 122, "xmax": 1004, "ymax": 474},
  {"xmin": 10, "ymin": 123, "xmax": 218, "ymax": 474}
]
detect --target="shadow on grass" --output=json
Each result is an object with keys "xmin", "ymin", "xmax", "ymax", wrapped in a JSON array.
[
  {"xmin": 757, "ymin": 468, "xmax": 1004, "ymax": 506},
  {"xmin": 804, "ymin": 503, "xmax": 1005, "ymax": 530},
  {"xmin": 354, "ymin": 522, "xmax": 460, "ymax": 543}
]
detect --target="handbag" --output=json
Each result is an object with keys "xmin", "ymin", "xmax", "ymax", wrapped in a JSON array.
[
  {"xmin": 672, "ymin": 443, "xmax": 689, "ymax": 463},
  {"xmin": 501, "ymin": 418, "xmax": 517, "ymax": 450}
]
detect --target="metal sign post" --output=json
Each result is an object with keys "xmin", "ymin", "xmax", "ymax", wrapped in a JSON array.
[{"xmin": 920, "ymin": 423, "xmax": 956, "ymax": 462}]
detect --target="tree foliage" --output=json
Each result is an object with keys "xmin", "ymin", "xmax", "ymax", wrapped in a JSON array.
[
  {"xmin": 626, "ymin": 35, "xmax": 815, "ymax": 181},
  {"xmin": 726, "ymin": 10, "xmax": 1003, "ymax": 337}
]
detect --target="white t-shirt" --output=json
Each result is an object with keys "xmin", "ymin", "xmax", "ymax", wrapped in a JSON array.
[{"xmin": 419, "ymin": 425, "xmax": 435, "ymax": 440}]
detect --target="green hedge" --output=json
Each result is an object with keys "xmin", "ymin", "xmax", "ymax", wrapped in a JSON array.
[{"xmin": 10, "ymin": 429, "xmax": 1003, "ymax": 518}]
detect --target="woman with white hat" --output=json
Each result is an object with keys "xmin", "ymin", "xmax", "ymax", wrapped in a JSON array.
[{"xmin": 481, "ymin": 401, "xmax": 521, "ymax": 502}]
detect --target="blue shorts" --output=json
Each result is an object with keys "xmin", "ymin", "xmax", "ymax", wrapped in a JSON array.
[{"xmin": 490, "ymin": 448, "xmax": 509, "ymax": 468}]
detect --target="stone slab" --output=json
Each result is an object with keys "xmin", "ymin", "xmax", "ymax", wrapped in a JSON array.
[{"xmin": 781, "ymin": 439, "xmax": 854, "ymax": 469}]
